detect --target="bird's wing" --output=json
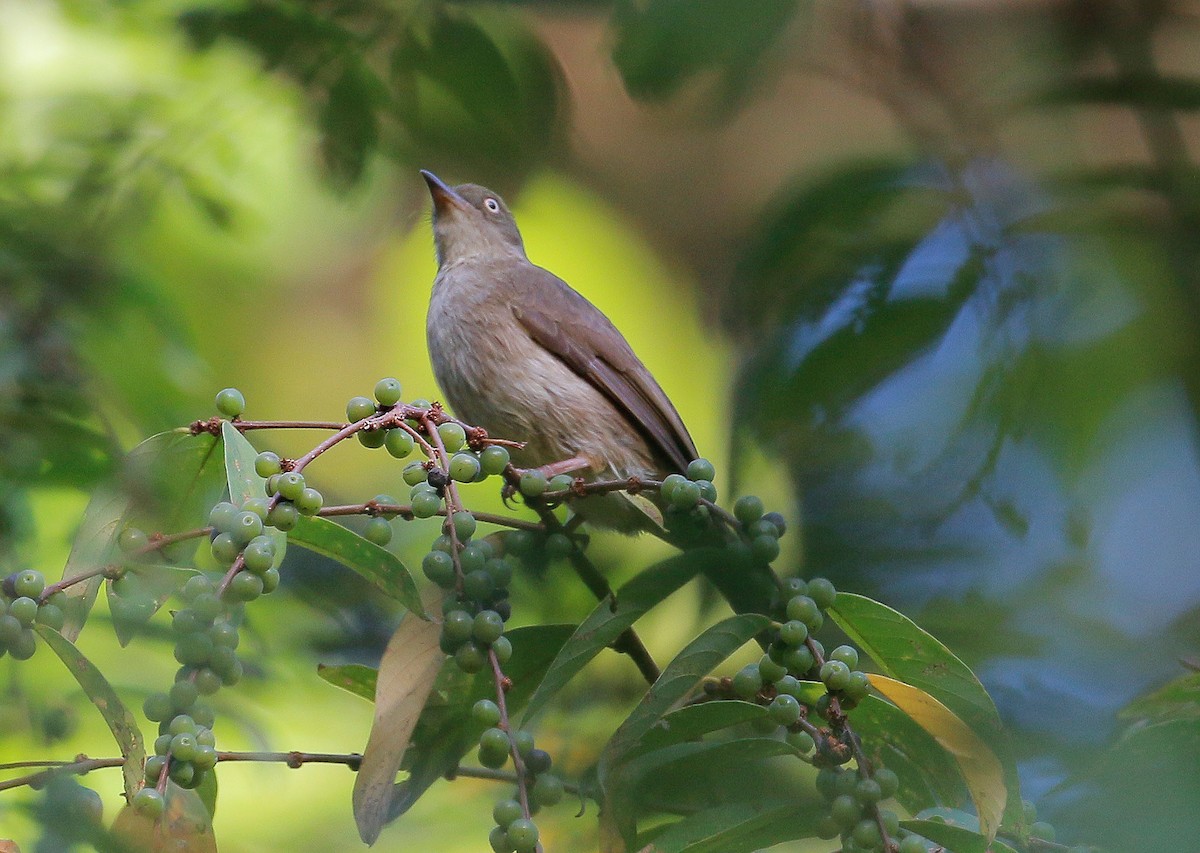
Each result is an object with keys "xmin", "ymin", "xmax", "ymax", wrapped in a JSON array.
[{"xmin": 511, "ymin": 266, "xmax": 698, "ymax": 473}]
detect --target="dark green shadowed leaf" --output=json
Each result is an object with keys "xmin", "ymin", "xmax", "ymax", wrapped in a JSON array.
[
  {"xmin": 318, "ymin": 663, "xmax": 379, "ymax": 703},
  {"xmin": 828, "ymin": 592, "xmax": 1022, "ymax": 827},
  {"xmin": 1034, "ymin": 74, "xmax": 1200, "ymax": 111},
  {"xmin": 641, "ymin": 802, "xmax": 810, "ymax": 853},
  {"xmin": 610, "ymin": 0, "xmax": 802, "ymax": 109},
  {"xmin": 521, "ymin": 549, "xmax": 719, "ymax": 725},
  {"xmin": 385, "ymin": 625, "xmax": 573, "ymax": 822},
  {"xmin": 901, "ymin": 817, "xmax": 1019, "ymax": 853},
  {"xmin": 289, "ymin": 516, "xmax": 423, "ymax": 616},
  {"xmin": 35, "ymin": 625, "xmax": 146, "ymax": 799},
  {"xmin": 631, "ymin": 700, "xmax": 768, "ymax": 756}
]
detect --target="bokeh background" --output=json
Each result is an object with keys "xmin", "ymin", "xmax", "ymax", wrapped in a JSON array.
[{"xmin": 3, "ymin": 1, "xmax": 1200, "ymax": 850}]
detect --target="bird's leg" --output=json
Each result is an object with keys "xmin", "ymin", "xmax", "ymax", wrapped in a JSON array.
[{"xmin": 531, "ymin": 455, "xmax": 592, "ymax": 480}]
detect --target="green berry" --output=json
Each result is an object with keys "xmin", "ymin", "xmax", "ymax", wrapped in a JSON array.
[
  {"xmin": 762, "ymin": 511, "xmax": 787, "ymax": 538},
  {"xmin": 374, "ymin": 377, "xmax": 403, "ymax": 407},
  {"xmin": 228, "ymin": 571, "xmax": 263, "ymax": 602},
  {"xmin": 758, "ymin": 654, "xmax": 787, "ymax": 684},
  {"xmin": 807, "ymin": 577, "xmax": 837, "ymax": 609},
  {"xmin": 358, "ymin": 428, "xmax": 387, "ymax": 448},
  {"xmin": 168, "ymin": 759, "xmax": 195, "ymax": 787},
  {"xmin": 168, "ymin": 714, "xmax": 197, "ymax": 735},
  {"xmin": 208, "ymin": 502, "xmax": 237, "ymax": 533},
  {"xmin": 472, "ymin": 699, "xmax": 501, "ymax": 727},
  {"xmin": 898, "ymin": 836, "xmax": 927, "ymax": 853},
  {"xmin": 242, "ymin": 539, "xmax": 275, "ymax": 574},
  {"xmin": 458, "ymin": 544, "xmax": 486, "ymax": 574},
  {"xmin": 845, "ymin": 671, "xmax": 870, "ymax": 701},
  {"xmin": 778, "ymin": 620, "xmax": 808, "ymax": 646},
  {"xmin": 855, "ymin": 777, "xmax": 882, "ymax": 804},
  {"xmin": 518, "ymin": 470, "xmax": 547, "ymax": 497},
  {"xmin": 437, "ymin": 422, "xmax": 467, "ymax": 452},
  {"xmin": 215, "ymin": 388, "xmax": 245, "ymax": 418},
  {"xmin": 364, "ymin": 517, "xmax": 393, "ymax": 546},
  {"xmin": 830, "ymin": 645, "xmax": 859, "ymax": 669},
  {"xmin": 373, "ymin": 494, "xmax": 400, "ymax": 517},
  {"xmin": 525, "ymin": 748, "xmax": 552, "ymax": 774},
  {"xmin": 118, "ymin": 527, "xmax": 148, "ymax": 554},
  {"xmin": 493, "ymin": 798, "xmax": 523, "ymax": 828},
  {"xmin": 733, "ymin": 494, "xmax": 765, "ymax": 525},
  {"xmin": 782, "ymin": 644, "xmax": 815, "ymax": 675},
  {"xmin": 785, "ymin": 730, "xmax": 815, "ymax": 753},
  {"xmin": 242, "ymin": 497, "xmax": 270, "ymax": 521},
  {"xmin": 10, "ymin": 597, "xmax": 37, "ymax": 626},
  {"xmin": 852, "ymin": 818, "xmax": 881, "ymax": 849},
  {"xmin": 260, "ymin": 567, "xmax": 280, "ymax": 594},
  {"xmin": 209, "ymin": 622, "xmax": 239, "ymax": 648},
  {"xmin": 485, "ymin": 556, "xmax": 515, "ymax": 587},
  {"xmin": 480, "ymin": 446, "xmax": 510, "ymax": 475},
  {"xmin": 210, "ymin": 533, "xmax": 241, "ymax": 565},
  {"xmin": 193, "ymin": 745, "xmax": 218, "ymax": 770},
  {"xmin": 489, "ymin": 826, "xmax": 513, "ymax": 853},
  {"xmin": 820, "ymin": 660, "xmax": 852, "ymax": 691},
  {"xmin": 769, "ymin": 693, "xmax": 801, "ymax": 726},
  {"xmin": 443, "ymin": 610, "xmax": 474, "ymax": 645},
  {"xmin": 478, "ymin": 728, "xmax": 510, "ymax": 768},
  {"xmin": 831, "ymin": 793, "xmax": 861, "ymax": 828},
  {"xmin": 143, "ymin": 692, "xmax": 172, "ymax": 722},
  {"xmin": 686, "ymin": 458, "xmax": 716, "ymax": 481},
  {"xmin": 875, "ymin": 768, "xmax": 899, "ymax": 798},
  {"xmin": 751, "ymin": 534, "xmax": 780, "ymax": 564},
  {"xmin": 815, "ymin": 768, "xmax": 841, "ymax": 800},
  {"xmin": 231, "ymin": 511, "xmax": 264, "ymax": 544},
  {"xmin": 170, "ymin": 733, "xmax": 198, "ymax": 762},
  {"xmin": 402, "ymin": 461, "xmax": 428, "ymax": 485},
  {"xmin": 169, "ymin": 680, "xmax": 199, "ymax": 711},
  {"xmin": 35, "ymin": 604, "xmax": 64, "ymax": 631},
  {"xmin": 532, "ymin": 774, "xmax": 564, "ymax": 807},
  {"xmin": 473, "ymin": 610, "xmax": 505, "ymax": 644},
  {"xmin": 411, "ymin": 491, "xmax": 441, "ymax": 519},
  {"xmin": 422, "ymin": 551, "xmax": 456, "ymax": 588},
  {"xmin": 732, "ymin": 665, "xmax": 763, "ymax": 699},
  {"xmin": 174, "ymin": 633, "xmax": 213, "ymax": 665},
  {"xmin": 295, "ymin": 487, "xmax": 323, "ymax": 516},
  {"xmin": 346, "ymin": 396, "xmax": 376, "ymax": 422},
  {"xmin": 786, "ymin": 595, "xmax": 821, "ymax": 626},
  {"xmin": 254, "ymin": 452, "xmax": 282, "ymax": 478},
  {"xmin": 513, "ymin": 730, "xmax": 535, "ymax": 758},
  {"xmin": 695, "ymin": 479, "xmax": 718, "ymax": 502},
  {"xmin": 452, "ymin": 510, "xmax": 477, "ymax": 540},
  {"xmin": 276, "ymin": 472, "xmax": 306, "ymax": 502},
  {"xmin": 659, "ymin": 473, "xmax": 687, "ymax": 501},
  {"xmin": 194, "ymin": 668, "xmax": 223, "ymax": 695},
  {"xmin": 385, "ymin": 429, "xmax": 415, "ymax": 459},
  {"xmin": 132, "ymin": 787, "xmax": 165, "ymax": 818},
  {"xmin": 547, "ymin": 473, "xmax": 574, "ymax": 493},
  {"xmin": 669, "ymin": 480, "xmax": 701, "ymax": 509},
  {"xmin": 9, "ymin": 628, "xmax": 35, "ymax": 659},
  {"xmin": 506, "ymin": 818, "xmax": 538, "ymax": 852},
  {"xmin": 544, "ymin": 533, "xmax": 573, "ymax": 559},
  {"xmin": 143, "ymin": 755, "xmax": 167, "ymax": 784},
  {"xmin": 463, "ymin": 570, "xmax": 494, "ymax": 601},
  {"xmin": 449, "ymin": 453, "xmax": 481, "ymax": 482}
]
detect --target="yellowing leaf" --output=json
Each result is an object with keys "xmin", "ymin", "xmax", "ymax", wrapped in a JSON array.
[
  {"xmin": 352, "ymin": 606, "xmax": 444, "ymax": 844},
  {"xmin": 868, "ymin": 674, "xmax": 1006, "ymax": 840}
]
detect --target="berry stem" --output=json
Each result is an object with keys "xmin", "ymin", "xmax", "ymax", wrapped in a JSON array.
[
  {"xmin": 488, "ymin": 648, "xmax": 540, "ymax": 850},
  {"xmin": 0, "ymin": 757, "xmax": 125, "ymax": 793},
  {"xmin": 316, "ymin": 502, "xmax": 543, "ymax": 532}
]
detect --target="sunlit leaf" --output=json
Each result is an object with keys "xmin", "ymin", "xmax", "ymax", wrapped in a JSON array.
[
  {"xmin": 289, "ymin": 516, "xmax": 422, "ymax": 616},
  {"xmin": 353, "ymin": 609, "xmax": 444, "ymax": 845},
  {"xmin": 869, "ymin": 674, "xmax": 1006, "ymax": 841},
  {"xmin": 521, "ymin": 549, "xmax": 718, "ymax": 725},
  {"xmin": 318, "ymin": 663, "xmax": 378, "ymax": 703},
  {"xmin": 35, "ymin": 625, "xmax": 145, "ymax": 799}
]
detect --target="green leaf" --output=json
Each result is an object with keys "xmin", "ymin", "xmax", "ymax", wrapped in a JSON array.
[
  {"xmin": 353, "ymin": 609, "xmax": 444, "ymax": 845},
  {"xmin": 622, "ymin": 737, "xmax": 798, "ymax": 789},
  {"xmin": 1035, "ymin": 74, "xmax": 1200, "ymax": 111},
  {"xmin": 901, "ymin": 818, "xmax": 1020, "ymax": 853},
  {"xmin": 221, "ymin": 420, "xmax": 287, "ymax": 560},
  {"xmin": 631, "ymin": 700, "xmax": 768, "ymax": 756},
  {"xmin": 318, "ymin": 663, "xmax": 378, "ymax": 703},
  {"xmin": 288, "ymin": 515, "xmax": 423, "ymax": 616},
  {"xmin": 638, "ymin": 802, "xmax": 808, "ymax": 853},
  {"xmin": 108, "ymin": 563, "xmax": 200, "ymax": 647},
  {"xmin": 387, "ymin": 624, "xmax": 574, "ymax": 821},
  {"xmin": 521, "ymin": 549, "xmax": 717, "ymax": 725},
  {"xmin": 610, "ymin": 0, "xmax": 802, "ymax": 109},
  {"xmin": 35, "ymin": 625, "xmax": 145, "ymax": 799},
  {"xmin": 127, "ymin": 429, "xmax": 224, "ymax": 534},
  {"xmin": 602, "ymin": 614, "xmax": 771, "ymax": 775},
  {"xmin": 828, "ymin": 592, "xmax": 1021, "ymax": 826},
  {"xmin": 57, "ymin": 485, "xmax": 128, "ymax": 642},
  {"xmin": 599, "ymin": 614, "xmax": 770, "ymax": 848},
  {"xmin": 111, "ymin": 786, "xmax": 217, "ymax": 852}
]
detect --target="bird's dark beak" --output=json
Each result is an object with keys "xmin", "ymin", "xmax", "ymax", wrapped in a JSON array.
[{"xmin": 421, "ymin": 170, "xmax": 470, "ymax": 215}]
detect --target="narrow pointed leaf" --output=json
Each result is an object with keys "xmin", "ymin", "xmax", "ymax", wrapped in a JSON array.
[
  {"xmin": 289, "ymin": 516, "xmax": 423, "ymax": 616},
  {"xmin": 318, "ymin": 663, "xmax": 378, "ymax": 702},
  {"xmin": 35, "ymin": 626, "xmax": 145, "ymax": 798},
  {"xmin": 643, "ymin": 802, "xmax": 809, "ymax": 853},
  {"xmin": 221, "ymin": 421, "xmax": 286, "ymax": 556},
  {"xmin": 522, "ymin": 549, "xmax": 719, "ymax": 725},
  {"xmin": 58, "ymin": 486, "xmax": 128, "ymax": 641},
  {"xmin": 870, "ymin": 674, "xmax": 1006, "ymax": 840},
  {"xmin": 353, "ymin": 610, "xmax": 444, "ymax": 845}
]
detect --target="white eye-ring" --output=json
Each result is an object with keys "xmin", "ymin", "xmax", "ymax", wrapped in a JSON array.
[{"xmin": 484, "ymin": 198, "xmax": 500, "ymax": 212}]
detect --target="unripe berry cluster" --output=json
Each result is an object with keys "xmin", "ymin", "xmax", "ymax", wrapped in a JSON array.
[
  {"xmin": 138, "ymin": 709, "xmax": 218, "ymax": 802},
  {"xmin": 814, "ymin": 765, "xmax": 901, "ymax": 851},
  {"xmin": 0, "ymin": 570, "xmax": 64, "ymax": 660},
  {"xmin": 205, "ymin": 499, "xmax": 282, "ymax": 597}
]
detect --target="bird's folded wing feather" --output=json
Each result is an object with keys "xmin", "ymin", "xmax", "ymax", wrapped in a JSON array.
[{"xmin": 511, "ymin": 268, "xmax": 697, "ymax": 473}]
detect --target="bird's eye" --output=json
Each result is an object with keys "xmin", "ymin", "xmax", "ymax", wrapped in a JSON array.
[{"xmin": 484, "ymin": 198, "xmax": 500, "ymax": 212}]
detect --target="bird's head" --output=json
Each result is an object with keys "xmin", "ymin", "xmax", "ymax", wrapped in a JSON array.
[{"xmin": 422, "ymin": 170, "xmax": 525, "ymax": 267}]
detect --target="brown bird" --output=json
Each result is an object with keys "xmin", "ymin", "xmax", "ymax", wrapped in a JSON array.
[{"xmin": 421, "ymin": 170, "xmax": 698, "ymax": 532}]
